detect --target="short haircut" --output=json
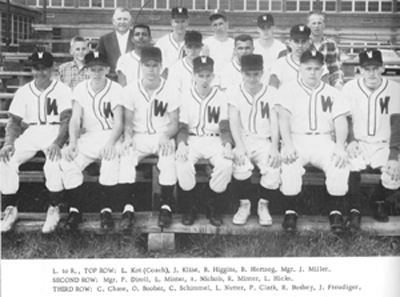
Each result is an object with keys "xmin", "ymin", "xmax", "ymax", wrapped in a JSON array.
[
  {"xmin": 210, "ymin": 15, "xmax": 227, "ymax": 22},
  {"xmin": 133, "ymin": 24, "xmax": 151, "ymax": 37},
  {"xmin": 234, "ymin": 34, "xmax": 253, "ymax": 46},
  {"xmin": 113, "ymin": 7, "xmax": 131, "ymax": 18},
  {"xmin": 307, "ymin": 10, "xmax": 326, "ymax": 23},
  {"xmin": 70, "ymin": 36, "xmax": 87, "ymax": 47}
]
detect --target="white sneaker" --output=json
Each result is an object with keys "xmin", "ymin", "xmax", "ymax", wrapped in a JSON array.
[
  {"xmin": 258, "ymin": 199, "xmax": 272, "ymax": 226},
  {"xmin": 233, "ymin": 199, "xmax": 251, "ymax": 225},
  {"xmin": 1, "ymin": 206, "xmax": 18, "ymax": 233},
  {"xmin": 42, "ymin": 205, "xmax": 60, "ymax": 234}
]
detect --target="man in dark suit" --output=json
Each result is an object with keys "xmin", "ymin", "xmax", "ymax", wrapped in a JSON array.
[{"xmin": 97, "ymin": 7, "xmax": 135, "ymax": 80}]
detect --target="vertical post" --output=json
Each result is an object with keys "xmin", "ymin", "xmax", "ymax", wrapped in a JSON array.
[
  {"xmin": 43, "ymin": 0, "xmax": 47, "ymax": 24},
  {"xmin": 5, "ymin": 0, "xmax": 11, "ymax": 51}
]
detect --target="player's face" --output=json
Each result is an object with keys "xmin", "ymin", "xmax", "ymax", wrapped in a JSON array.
[
  {"xmin": 171, "ymin": 18, "xmax": 189, "ymax": 34},
  {"xmin": 132, "ymin": 28, "xmax": 151, "ymax": 49},
  {"xmin": 32, "ymin": 65, "xmax": 53, "ymax": 82},
  {"xmin": 211, "ymin": 18, "xmax": 228, "ymax": 37},
  {"xmin": 258, "ymin": 26, "xmax": 274, "ymax": 40},
  {"xmin": 184, "ymin": 44, "xmax": 203, "ymax": 58},
  {"xmin": 360, "ymin": 65, "xmax": 384, "ymax": 89},
  {"xmin": 307, "ymin": 14, "xmax": 325, "ymax": 37},
  {"xmin": 112, "ymin": 10, "xmax": 132, "ymax": 34},
  {"xmin": 70, "ymin": 41, "xmax": 89, "ymax": 63},
  {"xmin": 88, "ymin": 65, "xmax": 109, "ymax": 81},
  {"xmin": 141, "ymin": 60, "xmax": 162, "ymax": 80},
  {"xmin": 290, "ymin": 38, "xmax": 310, "ymax": 59},
  {"xmin": 242, "ymin": 70, "xmax": 263, "ymax": 87},
  {"xmin": 194, "ymin": 70, "xmax": 214, "ymax": 89},
  {"xmin": 234, "ymin": 40, "xmax": 254, "ymax": 60},
  {"xmin": 299, "ymin": 60, "xmax": 323, "ymax": 88}
]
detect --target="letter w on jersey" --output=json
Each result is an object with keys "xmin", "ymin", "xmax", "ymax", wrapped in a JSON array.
[
  {"xmin": 154, "ymin": 99, "xmax": 168, "ymax": 117},
  {"xmin": 47, "ymin": 97, "xmax": 59, "ymax": 116},
  {"xmin": 207, "ymin": 106, "xmax": 220, "ymax": 123},
  {"xmin": 321, "ymin": 95, "xmax": 333, "ymax": 113},
  {"xmin": 103, "ymin": 101, "xmax": 114, "ymax": 118},
  {"xmin": 260, "ymin": 102, "xmax": 270, "ymax": 119},
  {"xmin": 380, "ymin": 96, "xmax": 390, "ymax": 114}
]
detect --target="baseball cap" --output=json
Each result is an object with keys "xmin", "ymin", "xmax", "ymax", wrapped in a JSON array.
[
  {"xmin": 241, "ymin": 54, "xmax": 263, "ymax": 72},
  {"xmin": 171, "ymin": 7, "xmax": 188, "ymax": 19},
  {"xmin": 193, "ymin": 56, "xmax": 214, "ymax": 73},
  {"xmin": 30, "ymin": 52, "xmax": 54, "ymax": 68},
  {"xmin": 300, "ymin": 50, "xmax": 324, "ymax": 65},
  {"xmin": 290, "ymin": 24, "xmax": 311, "ymax": 40},
  {"xmin": 185, "ymin": 31, "xmax": 203, "ymax": 46},
  {"xmin": 209, "ymin": 9, "xmax": 227, "ymax": 21},
  {"xmin": 257, "ymin": 14, "xmax": 274, "ymax": 28},
  {"xmin": 359, "ymin": 50, "xmax": 383, "ymax": 67},
  {"xmin": 84, "ymin": 51, "xmax": 109, "ymax": 67},
  {"xmin": 141, "ymin": 47, "xmax": 162, "ymax": 63}
]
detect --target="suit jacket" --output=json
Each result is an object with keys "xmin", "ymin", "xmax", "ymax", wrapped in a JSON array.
[{"xmin": 97, "ymin": 30, "xmax": 135, "ymax": 75}]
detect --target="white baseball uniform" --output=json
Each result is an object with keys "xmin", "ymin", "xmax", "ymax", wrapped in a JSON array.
[
  {"xmin": 155, "ymin": 33, "xmax": 185, "ymax": 71},
  {"xmin": 203, "ymin": 36, "xmax": 234, "ymax": 74},
  {"xmin": 253, "ymin": 38, "xmax": 286, "ymax": 81},
  {"xmin": 228, "ymin": 83, "xmax": 280, "ymax": 189},
  {"xmin": 61, "ymin": 79, "xmax": 123, "ymax": 189},
  {"xmin": 167, "ymin": 58, "xmax": 194, "ymax": 93},
  {"xmin": 277, "ymin": 78, "xmax": 350, "ymax": 196},
  {"xmin": 116, "ymin": 51, "xmax": 141, "ymax": 85},
  {"xmin": 176, "ymin": 86, "xmax": 232, "ymax": 193},
  {"xmin": 342, "ymin": 77, "xmax": 400, "ymax": 189},
  {"xmin": 0, "ymin": 80, "xmax": 72, "ymax": 194},
  {"xmin": 119, "ymin": 78, "xmax": 180, "ymax": 185}
]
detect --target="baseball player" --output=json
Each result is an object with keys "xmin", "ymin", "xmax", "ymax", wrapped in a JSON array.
[
  {"xmin": 269, "ymin": 24, "xmax": 328, "ymax": 89},
  {"xmin": 116, "ymin": 24, "xmax": 152, "ymax": 87},
  {"xmin": 61, "ymin": 51, "xmax": 127, "ymax": 231},
  {"xmin": 176, "ymin": 56, "xmax": 233, "ymax": 226},
  {"xmin": 119, "ymin": 47, "xmax": 179, "ymax": 228},
  {"xmin": 343, "ymin": 50, "xmax": 400, "ymax": 228},
  {"xmin": 277, "ymin": 50, "xmax": 350, "ymax": 233},
  {"xmin": 228, "ymin": 54, "xmax": 281, "ymax": 226},
  {"xmin": 168, "ymin": 30, "xmax": 203, "ymax": 94},
  {"xmin": 1, "ymin": 52, "xmax": 72, "ymax": 233},
  {"xmin": 155, "ymin": 7, "xmax": 189, "ymax": 78},
  {"xmin": 202, "ymin": 9, "xmax": 234, "ymax": 74}
]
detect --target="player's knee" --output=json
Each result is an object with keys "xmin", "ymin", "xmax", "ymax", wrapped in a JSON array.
[
  {"xmin": 0, "ymin": 162, "xmax": 19, "ymax": 194},
  {"xmin": 99, "ymin": 160, "xmax": 119, "ymax": 186},
  {"xmin": 381, "ymin": 172, "xmax": 400, "ymax": 190},
  {"xmin": 280, "ymin": 164, "xmax": 303, "ymax": 195}
]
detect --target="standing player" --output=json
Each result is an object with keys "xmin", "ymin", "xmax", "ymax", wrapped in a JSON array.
[
  {"xmin": 120, "ymin": 47, "xmax": 179, "ymax": 228},
  {"xmin": 343, "ymin": 50, "xmax": 400, "ymax": 228},
  {"xmin": 253, "ymin": 14, "xmax": 286, "ymax": 82},
  {"xmin": 202, "ymin": 9, "xmax": 234, "ymax": 74},
  {"xmin": 61, "ymin": 51, "xmax": 126, "ymax": 231},
  {"xmin": 1, "ymin": 52, "xmax": 72, "ymax": 233},
  {"xmin": 155, "ymin": 7, "xmax": 189, "ymax": 78},
  {"xmin": 277, "ymin": 50, "xmax": 349, "ymax": 233},
  {"xmin": 168, "ymin": 30, "xmax": 203, "ymax": 93},
  {"xmin": 228, "ymin": 54, "xmax": 281, "ymax": 226},
  {"xmin": 57, "ymin": 36, "xmax": 90, "ymax": 89},
  {"xmin": 116, "ymin": 24, "xmax": 152, "ymax": 87},
  {"xmin": 176, "ymin": 56, "xmax": 233, "ymax": 226}
]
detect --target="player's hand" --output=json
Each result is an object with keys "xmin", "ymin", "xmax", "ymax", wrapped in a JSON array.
[
  {"xmin": 65, "ymin": 143, "xmax": 78, "ymax": 162},
  {"xmin": 120, "ymin": 137, "xmax": 135, "ymax": 156},
  {"xmin": 0, "ymin": 144, "xmax": 15, "ymax": 162},
  {"xmin": 101, "ymin": 143, "xmax": 117, "ymax": 161},
  {"xmin": 233, "ymin": 146, "xmax": 247, "ymax": 166},
  {"xmin": 282, "ymin": 145, "xmax": 298, "ymax": 164},
  {"xmin": 347, "ymin": 141, "xmax": 361, "ymax": 159},
  {"xmin": 158, "ymin": 134, "xmax": 174, "ymax": 157},
  {"xmin": 46, "ymin": 143, "xmax": 62, "ymax": 161},
  {"xmin": 222, "ymin": 143, "xmax": 233, "ymax": 160},
  {"xmin": 332, "ymin": 144, "xmax": 348, "ymax": 168},
  {"xmin": 384, "ymin": 160, "xmax": 400, "ymax": 181},
  {"xmin": 176, "ymin": 142, "xmax": 189, "ymax": 162},
  {"xmin": 267, "ymin": 147, "xmax": 281, "ymax": 168}
]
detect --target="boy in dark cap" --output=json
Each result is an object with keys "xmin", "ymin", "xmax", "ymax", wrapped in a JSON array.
[
  {"xmin": 228, "ymin": 54, "xmax": 281, "ymax": 226},
  {"xmin": 1, "ymin": 52, "xmax": 72, "ymax": 233},
  {"xmin": 343, "ymin": 50, "xmax": 400, "ymax": 228},
  {"xmin": 276, "ymin": 50, "xmax": 350, "ymax": 233},
  {"xmin": 120, "ymin": 47, "xmax": 180, "ymax": 228},
  {"xmin": 176, "ymin": 56, "xmax": 233, "ymax": 226}
]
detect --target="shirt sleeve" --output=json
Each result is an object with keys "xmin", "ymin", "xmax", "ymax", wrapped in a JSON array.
[
  {"xmin": 111, "ymin": 82, "xmax": 123, "ymax": 109},
  {"xmin": 219, "ymin": 91, "xmax": 229, "ymax": 121},
  {"xmin": 57, "ymin": 82, "xmax": 73, "ymax": 113},
  {"xmin": 166, "ymin": 84, "xmax": 181, "ymax": 112},
  {"xmin": 178, "ymin": 94, "xmax": 189, "ymax": 124},
  {"xmin": 8, "ymin": 88, "xmax": 26, "ymax": 120},
  {"xmin": 226, "ymin": 87, "xmax": 239, "ymax": 109},
  {"xmin": 332, "ymin": 90, "xmax": 350, "ymax": 119},
  {"xmin": 121, "ymin": 84, "xmax": 135, "ymax": 111},
  {"xmin": 275, "ymin": 87, "xmax": 293, "ymax": 113}
]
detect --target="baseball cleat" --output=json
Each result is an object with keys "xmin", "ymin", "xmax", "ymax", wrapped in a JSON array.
[
  {"xmin": 158, "ymin": 206, "xmax": 172, "ymax": 228},
  {"xmin": 329, "ymin": 211, "xmax": 344, "ymax": 234},
  {"xmin": 258, "ymin": 199, "xmax": 272, "ymax": 226},
  {"xmin": 371, "ymin": 202, "xmax": 389, "ymax": 222},
  {"xmin": 282, "ymin": 212, "xmax": 297, "ymax": 232},
  {"xmin": 1, "ymin": 206, "xmax": 18, "ymax": 233},
  {"xmin": 232, "ymin": 199, "xmax": 251, "ymax": 225},
  {"xmin": 65, "ymin": 211, "xmax": 83, "ymax": 231},
  {"xmin": 120, "ymin": 211, "xmax": 134, "ymax": 231},
  {"xmin": 42, "ymin": 205, "xmax": 61, "ymax": 234},
  {"xmin": 100, "ymin": 211, "xmax": 114, "ymax": 230},
  {"xmin": 346, "ymin": 209, "xmax": 362, "ymax": 232}
]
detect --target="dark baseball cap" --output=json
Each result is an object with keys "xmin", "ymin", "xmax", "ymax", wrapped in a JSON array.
[
  {"xmin": 141, "ymin": 47, "xmax": 162, "ymax": 63},
  {"xmin": 171, "ymin": 7, "xmax": 188, "ymax": 19},
  {"xmin": 30, "ymin": 52, "xmax": 54, "ymax": 68},
  {"xmin": 193, "ymin": 56, "xmax": 214, "ymax": 73},
  {"xmin": 290, "ymin": 24, "xmax": 311, "ymax": 40},
  {"xmin": 209, "ymin": 9, "xmax": 227, "ymax": 21},
  {"xmin": 185, "ymin": 31, "xmax": 203, "ymax": 46},
  {"xmin": 84, "ymin": 51, "xmax": 109, "ymax": 67},
  {"xmin": 257, "ymin": 14, "xmax": 274, "ymax": 28},
  {"xmin": 300, "ymin": 50, "xmax": 324, "ymax": 65},
  {"xmin": 359, "ymin": 50, "xmax": 383, "ymax": 67},
  {"xmin": 241, "ymin": 54, "xmax": 263, "ymax": 71}
]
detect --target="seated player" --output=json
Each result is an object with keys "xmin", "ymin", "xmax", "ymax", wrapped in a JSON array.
[
  {"xmin": 120, "ymin": 47, "xmax": 179, "ymax": 228},
  {"xmin": 228, "ymin": 54, "xmax": 281, "ymax": 226},
  {"xmin": 277, "ymin": 50, "xmax": 350, "ymax": 233},
  {"xmin": 176, "ymin": 56, "xmax": 233, "ymax": 226},
  {"xmin": 1, "ymin": 52, "xmax": 72, "ymax": 233},
  {"xmin": 343, "ymin": 50, "xmax": 400, "ymax": 228},
  {"xmin": 61, "ymin": 51, "xmax": 126, "ymax": 231}
]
